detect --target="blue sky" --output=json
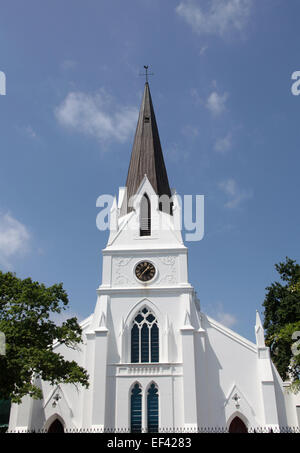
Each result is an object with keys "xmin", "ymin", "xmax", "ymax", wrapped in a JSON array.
[{"xmin": 0, "ymin": 0, "xmax": 299, "ymax": 342}]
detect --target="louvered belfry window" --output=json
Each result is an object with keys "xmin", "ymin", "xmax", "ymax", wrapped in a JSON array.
[
  {"xmin": 147, "ymin": 383, "xmax": 159, "ymax": 433},
  {"xmin": 131, "ymin": 308, "xmax": 159, "ymax": 363},
  {"xmin": 130, "ymin": 383, "xmax": 142, "ymax": 433},
  {"xmin": 140, "ymin": 193, "xmax": 151, "ymax": 236}
]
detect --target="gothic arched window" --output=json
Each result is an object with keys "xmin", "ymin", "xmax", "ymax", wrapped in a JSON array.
[
  {"xmin": 140, "ymin": 193, "xmax": 151, "ymax": 236},
  {"xmin": 131, "ymin": 308, "xmax": 159, "ymax": 363},
  {"xmin": 130, "ymin": 383, "xmax": 142, "ymax": 433},
  {"xmin": 147, "ymin": 383, "xmax": 159, "ymax": 433}
]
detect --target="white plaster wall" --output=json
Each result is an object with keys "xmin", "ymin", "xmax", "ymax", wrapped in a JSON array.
[
  {"xmin": 198, "ymin": 315, "xmax": 264, "ymax": 428},
  {"xmin": 283, "ymin": 384, "xmax": 300, "ymax": 427}
]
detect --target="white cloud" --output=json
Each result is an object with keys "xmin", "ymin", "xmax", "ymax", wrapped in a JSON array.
[
  {"xmin": 206, "ymin": 91, "xmax": 228, "ymax": 116},
  {"xmin": 190, "ymin": 88, "xmax": 203, "ymax": 105},
  {"xmin": 61, "ymin": 59, "xmax": 77, "ymax": 71},
  {"xmin": 17, "ymin": 125, "xmax": 38, "ymax": 140},
  {"xmin": 55, "ymin": 89, "xmax": 138, "ymax": 145},
  {"xmin": 182, "ymin": 124, "xmax": 199, "ymax": 138},
  {"xmin": 219, "ymin": 178, "xmax": 252, "ymax": 208},
  {"xmin": 165, "ymin": 142, "xmax": 190, "ymax": 163},
  {"xmin": 216, "ymin": 310, "xmax": 238, "ymax": 328},
  {"xmin": 220, "ymin": 178, "xmax": 237, "ymax": 197},
  {"xmin": 199, "ymin": 45, "xmax": 208, "ymax": 56},
  {"xmin": 24, "ymin": 125, "xmax": 37, "ymax": 139},
  {"xmin": 50, "ymin": 310, "xmax": 83, "ymax": 326},
  {"xmin": 206, "ymin": 302, "xmax": 238, "ymax": 328},
  {"xmin": 0, "ymin": 213, "xmax": 30, "ymax": 268},
  {"xmin": 214, "ymin": 133, "xmax": 232, "ymax": 153},
  {"xmin": 176, "ymin": 0, "xmax": 252, "ymax": 37}
]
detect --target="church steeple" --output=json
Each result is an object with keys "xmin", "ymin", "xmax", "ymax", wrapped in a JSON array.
[{"xmin": 124, "ymin": 82, "xmax": 171, "ymax": 212}]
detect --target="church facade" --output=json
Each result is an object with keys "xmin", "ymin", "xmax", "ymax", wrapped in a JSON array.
[{"xmin": 9, "ymin": 82, "xmax": 300, "ymax": 432}]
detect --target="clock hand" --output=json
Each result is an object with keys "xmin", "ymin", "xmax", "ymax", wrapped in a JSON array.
[{"xmin": 140, "ymin": 265, "xmax": 150, "ymax": 277}]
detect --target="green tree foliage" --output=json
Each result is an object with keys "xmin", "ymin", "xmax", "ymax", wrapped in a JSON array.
[
  {"xmin": 0, "ymin": 271, "xmax": 89, "ymax": 403},
  {"xmin": 263, "ymin": 257, "xmax": 300, "ymax": 392}
]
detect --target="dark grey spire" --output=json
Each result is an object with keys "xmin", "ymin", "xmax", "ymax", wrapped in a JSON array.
[{"xmin": 124, "ymin": 82, "xmax": 171, "ymax": 212}]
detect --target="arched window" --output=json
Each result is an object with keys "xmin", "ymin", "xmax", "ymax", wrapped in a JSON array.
[
  {"xmin": 140, "ymin": 194, "xmax": 151, "ymax": 236},
  {"xmin": 131, "ymin": 308, "xmax": 159, "ymax": 363},
  {"xmin": 228, "ymin": 416, "xmax": 248, "ymax": 433},
  {"xmin": 131, "ymin": 383, "xmax": 142, "ymax": 433},
  {"xmin": 147, "ymin": 383, "xmax": 159, "ymax": 433}
]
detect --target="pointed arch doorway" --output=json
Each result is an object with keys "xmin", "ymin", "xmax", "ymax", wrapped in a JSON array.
[
  {"xmin": 47, "ymin": 418, "xmax": 65, "ymax": 433},
  {"xmin": 228, "ymin": 416, "xmax": 248, "ymax": 433}
]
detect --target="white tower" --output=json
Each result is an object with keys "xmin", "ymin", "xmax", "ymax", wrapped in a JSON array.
[{"xmin": 83, "ymin": 81, "xmax": 200, "ymax": 432}]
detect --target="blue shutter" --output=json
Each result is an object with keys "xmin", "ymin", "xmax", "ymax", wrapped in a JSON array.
[
  {"xmin": 151, "ymin": 324, "xmax": 159, "ymax": 362},
  {"xmin": 131, "ymin": 384, "xmax": 142, "ymax": 433},
  {"xmin": 147, "ymin": 384, "xmax": 159, "ymax": 433},
  {"xmin": 141, "ymin": 323, "xmax": 149, "ymax": 362},
  {"xmin": 131, "ymin": 324, "xmax": 139, "ymax": 363}
]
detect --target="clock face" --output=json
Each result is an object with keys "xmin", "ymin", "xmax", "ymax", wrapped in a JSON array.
[{"xmin": 135, "ymin": 261, "xmax": 156, "ymax": 282}]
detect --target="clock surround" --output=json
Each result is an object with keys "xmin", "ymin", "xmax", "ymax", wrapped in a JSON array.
[{"xmin": 135, "ymin": 261, "xmax": 156, "ymax": 282}]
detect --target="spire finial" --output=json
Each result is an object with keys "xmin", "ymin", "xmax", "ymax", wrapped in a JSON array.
[
  {"xmin": 255, "ymin": 310, "xmax": 266, "ymax": 348},
  {"xmin": 140, "ymin": 65, "xmax": 154, "ymax": 84}
]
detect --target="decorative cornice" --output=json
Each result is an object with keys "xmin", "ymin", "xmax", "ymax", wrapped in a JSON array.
[
  {"xmin": 102, "ymin": 247, "xmax": 187, "ymax": 255},
  {"xmin": 97, "ymin": 285, "xmax": 194, "ymax": 296},
  {"xmin": 108, "ymin": 362, "xmax": 183, "ymax": 377}
]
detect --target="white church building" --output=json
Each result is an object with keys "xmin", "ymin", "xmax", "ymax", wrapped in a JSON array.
[{"xmin": 9, "ymin": 82, "xmax": 300, "ymax": 433}]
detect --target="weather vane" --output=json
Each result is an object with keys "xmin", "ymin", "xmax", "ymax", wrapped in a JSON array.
[{"xmin": 140, "ymin": 65, "xmax": 154, "ymax": 83}]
